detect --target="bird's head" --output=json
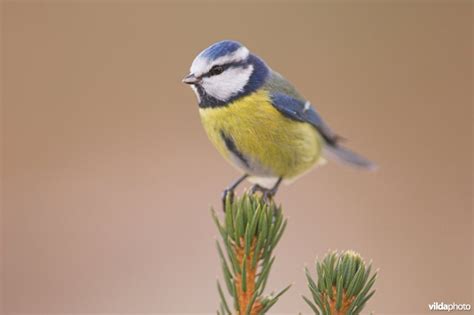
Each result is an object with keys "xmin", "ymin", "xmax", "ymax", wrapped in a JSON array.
[{"xmin": 183, "ymin": 40, "xmax": 269, "ymax": 107}]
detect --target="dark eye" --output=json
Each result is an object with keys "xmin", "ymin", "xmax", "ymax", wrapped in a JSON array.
[{"xmin": 209, "ymin": 65, "xmax": 224, "ymax": 76}]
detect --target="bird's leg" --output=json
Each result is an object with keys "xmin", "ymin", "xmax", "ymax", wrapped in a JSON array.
[
  {"xmin": 222, "ymin": 174, "xmax": 249, "ymax": 211},
  {"xmin": 264, "ymin": 177, "xmax": 283, "ymax": 202},
  {"xmin": 250, "ymin": 177, "xmax": 283, "ymax": 203}
]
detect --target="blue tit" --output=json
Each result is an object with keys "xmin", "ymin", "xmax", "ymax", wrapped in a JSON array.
[{"xmin": 182, "ymin": 40, "xmax": 375, "ymax": 204}]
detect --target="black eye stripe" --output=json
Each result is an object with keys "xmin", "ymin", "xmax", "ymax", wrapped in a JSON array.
[
  {"xmin": 201, "ymin": 61, "xmax": 247, "ymax": 78},
  {"xmin": 209, "ymin": 65, "xmax": 224, "ymax": 76}
]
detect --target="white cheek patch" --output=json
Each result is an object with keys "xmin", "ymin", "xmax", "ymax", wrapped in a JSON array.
[
  {"xmin": 201, "ymin": 65, "xmax": 254, "ymax": 101},
  {"xmin": 190, "ymin": 46, "xmax": 250, "ymax": 77}
]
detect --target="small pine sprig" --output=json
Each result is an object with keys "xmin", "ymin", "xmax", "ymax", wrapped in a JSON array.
[
  {"xmin": 212, "ymin": 193, "xmax": 291, "ymax": 315},
  {"xmin": 303, "ymin": 250, "xmax": 377, "ymax": 315}
]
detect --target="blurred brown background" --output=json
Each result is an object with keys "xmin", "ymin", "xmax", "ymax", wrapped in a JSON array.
[{"xmin": 1, "ymin": 1, "xmax": 472, "ymax": 314}]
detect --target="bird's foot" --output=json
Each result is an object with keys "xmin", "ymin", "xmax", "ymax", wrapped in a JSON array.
[{"xmin": 250, "ymin": 184, "xmax": 276, "ymax": 204}]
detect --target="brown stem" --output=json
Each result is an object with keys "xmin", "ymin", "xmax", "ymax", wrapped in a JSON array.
[
  {"xmin": 326, "ymin": 287, "xmax": 356, "ymax": 315},
  {"xmin": 234, "ymin": 238, "xmax": 262, "ymax": 315}
]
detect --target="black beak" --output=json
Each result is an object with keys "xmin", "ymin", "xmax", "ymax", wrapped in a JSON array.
[{"xmin": 182, "ymin": 73, "xmax": 200, "ymax": 85}]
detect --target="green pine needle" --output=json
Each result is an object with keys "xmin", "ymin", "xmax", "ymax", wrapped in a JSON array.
[
  {"xmin": 241, "ymin": 255, "xmax": 247, "ymax": 292},
  {"xmin": 213, "ymin": 193, "xmax": 290, "ymax": 314},
  {"xmin": 217, "ymin": 280, "xmax": 231, "ymax": 315},
  {"xmin": 303, "ymin": 295, "xmax": 320, "ymax": 315},
  {"xmin": 303, "ymin": 250, "xmax": 378, "ymax": 315}
]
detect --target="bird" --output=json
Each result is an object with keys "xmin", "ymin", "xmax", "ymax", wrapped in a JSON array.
[{"xmin": 182, "ymin": 40, "xmax": 375, "ymax": 206}]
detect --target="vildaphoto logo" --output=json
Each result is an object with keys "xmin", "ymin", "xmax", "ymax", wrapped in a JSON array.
[{"xmin": 428, "ymin": 302, "xmax": 471, "ymax": 312}]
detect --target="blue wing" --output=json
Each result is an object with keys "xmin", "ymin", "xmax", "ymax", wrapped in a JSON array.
[
  {"xmin": 264, "ymin": 71, "xmax": 376, "ymax": 169},
  {"xmin": 269, "ymin": 92, "xmax": 339, "ymax": 145}
]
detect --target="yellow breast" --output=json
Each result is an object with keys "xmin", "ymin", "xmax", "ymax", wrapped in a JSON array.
[{"xmin": 199, "ymin": 90, "xmax": 323, "ymax": 179}]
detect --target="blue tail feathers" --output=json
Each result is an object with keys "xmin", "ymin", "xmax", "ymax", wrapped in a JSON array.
[{"xmin": 324, "ymin": 145, "xmax": 377, "ymax": 170}]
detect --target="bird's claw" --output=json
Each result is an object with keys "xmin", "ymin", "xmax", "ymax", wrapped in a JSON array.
[
  {"xmin": 250, "ymin": 184, "xmax": 261, "ymax": 195},
  {"xmin": 263, "ymin": 191, "xmax": 275, "ymax": 203},
  {"xmin": 250, "ymin": 184, "xmax": 275, "ymax": 203}
]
